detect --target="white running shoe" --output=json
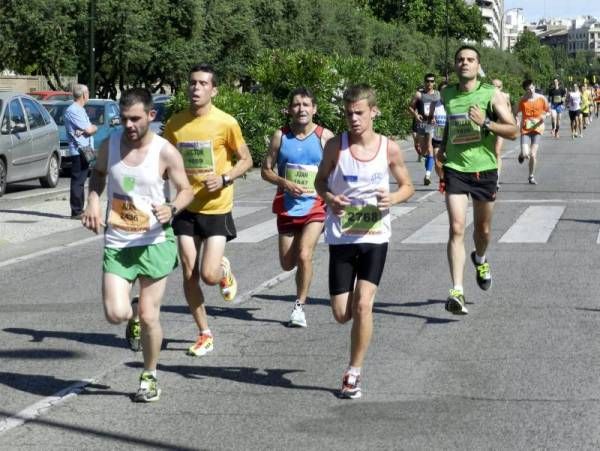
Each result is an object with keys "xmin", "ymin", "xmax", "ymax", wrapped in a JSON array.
[{"xmin": 289, "ymin": 305, "xmax": 307, "ymax": 328}]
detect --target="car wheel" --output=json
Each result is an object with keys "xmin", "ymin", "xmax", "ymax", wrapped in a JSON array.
[
  {"xmin": 0, "ymin": 158, "xmax": 6, "ymax": 197},
  {"xmin": 40, "ymin": 152, "xmax": 60, "ymax": 188}
]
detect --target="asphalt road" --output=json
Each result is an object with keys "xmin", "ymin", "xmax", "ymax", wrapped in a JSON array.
[{"xmin": 1, "ymin": 119, "xmax": 600, "ymax": 450}]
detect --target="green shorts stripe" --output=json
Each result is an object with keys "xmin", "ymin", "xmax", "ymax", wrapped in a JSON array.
[{"xmin": 103, "ymin": 227, "xmax": 178, "ymax": 281}]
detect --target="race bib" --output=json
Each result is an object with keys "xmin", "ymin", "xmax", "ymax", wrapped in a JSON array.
[
  {"xmin": 525, "ymin": 118, "xmax": 539, "ymax": 129},
  {"xmin": 108, "ymin": 193, "xmax": 150, "ymax": 233},
  {"xmin": 423, "ymin": 102, "xmax": 431, "ymax": 116},
  {"xmin": 433, "ymin": 114, "xmax": 446, "ymax": 141},
  {"xmin": 341, "ymin": 202, "xmax": 383, "ymax": 236},
  {"xmin": 552, "ymin": 95, "xmax": 562, "ymax": 104},
  {"xmin": 285, "ymin": 163, "xmax": 317, "ymax": 196},
  {"xmin": 448, "ymin": 113, "xmax": 481, "ymax": 145},
  {"xmin": 178, "ymin": 140, "xmax": 215, "ymax": 178}
]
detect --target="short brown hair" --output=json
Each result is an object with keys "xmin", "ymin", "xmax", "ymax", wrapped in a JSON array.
[{"xmin": 343, "ymin": 84, "xmax": 377, "ymax": 107}]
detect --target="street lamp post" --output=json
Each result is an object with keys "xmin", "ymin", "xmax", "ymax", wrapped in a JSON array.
[{"xmin": 500, "ymin": 7, "xmax": 523, "ymax": 51}]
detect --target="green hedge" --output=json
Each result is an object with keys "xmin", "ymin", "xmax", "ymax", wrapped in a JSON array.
[{"xmin": 166, "ymin": 48, "xmax": 427, "ymax": 166}]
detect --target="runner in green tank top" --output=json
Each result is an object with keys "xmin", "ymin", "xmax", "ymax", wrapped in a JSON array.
[{"xmin": 438, "ymin": 45, "xmax": 518, "ymax": 315}]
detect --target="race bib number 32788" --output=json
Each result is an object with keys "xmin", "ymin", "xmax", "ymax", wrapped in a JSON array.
[{"xmin": 448, "ymin": 113, "xmax": 482, "ymax": 145}]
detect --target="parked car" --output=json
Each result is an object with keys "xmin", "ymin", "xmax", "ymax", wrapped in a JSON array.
[
  {"xmin": 29, "ymin": 90, "xmax": 73, "ymax": 101},
  {"xmin": 42, "ymin": 99, "xmax": 122, "ymax": 169},
  {"xmin": 150, "ymin": 96, "xmax": 171, "ymax": 135},
  {"xmin": 0, "ymin": 92, "xmax": 60, "ymax": 196}
]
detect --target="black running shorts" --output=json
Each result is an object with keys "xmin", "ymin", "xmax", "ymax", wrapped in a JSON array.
[
  {"xmin": 443, "ymin": 166, "xmax": 498, "ymax": 202},
  {"xmin": 328, "ymin": 243, "xmax": 388, "ymax": 295},
  {"xmin": 172, "ymin": 210, "xmax": 237, "ymax": 241}
]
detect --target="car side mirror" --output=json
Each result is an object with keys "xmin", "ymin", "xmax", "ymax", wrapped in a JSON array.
[
  {"xmin": 11, "ymin": 123, "xmax": 27, "ymax": 134},
  {"xmin": 110, "ymin": 117, "xmax": 121, "ymax": 127}
]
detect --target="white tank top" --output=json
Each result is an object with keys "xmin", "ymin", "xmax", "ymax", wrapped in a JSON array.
[
  {"xmin": 324, "ymin": 132, "xmax": 391, "ymax": 245},
  {"xmin": 105, "ymin": 131, "xmax": 168, "ymax": 248},
  {"xmin": 568, "ymin": 91, "xmax": 582, "ymax": 111}
]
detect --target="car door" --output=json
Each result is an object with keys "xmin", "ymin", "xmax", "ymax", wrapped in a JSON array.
[
  {"xmin": 1, "ymin": 97, "xmax": 34, "ymax": 183},
  {"xmin": 21, "ymin": 97, "xmax": 56, "ymax": 177}
]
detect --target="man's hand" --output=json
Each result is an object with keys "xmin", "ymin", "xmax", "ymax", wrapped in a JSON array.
[
  {"xmin": 376, "ymin": 187, "xmax": 391, "ymax": 210},
  {"xmin": 468, "ymin": 105, "xmax": 486, "ymax": 127},
  {"xmin": 81, "ymin": 205, "xmax": 105, "ymax": 234},
  {"xmin": 151, "ymin": 203, "xmax": 173, "ymax": 224},
  {"xmin": 327, "ymin": 193, "xmax": 351, "ymax": 216},
  {"xmin": 281, "ymin": 180, "xmax": 305, "ymax": 197},
  {"xmin": 204, "ymin": 174, "xmax": 223, "ymax": 192}
]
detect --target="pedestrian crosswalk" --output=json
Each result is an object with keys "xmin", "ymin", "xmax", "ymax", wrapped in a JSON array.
[{"xmin": 229, "ymin": 202, "xmax": 596, "ymax": 245}]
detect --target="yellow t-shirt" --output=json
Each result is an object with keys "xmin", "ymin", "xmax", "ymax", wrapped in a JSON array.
[{"xmin": 163, "ymin": 106, "xmax": 245, "ymax": 214}]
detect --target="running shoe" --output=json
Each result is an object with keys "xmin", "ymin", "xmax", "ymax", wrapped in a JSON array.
[
  {"xmin": 219, "ymin": 256, "xmax": 237, "ymax": 302},
  {"xmin": 125, "ymin": 296, "xmax": 142, "ymax": 352},
  {"xmin": 289, "ymin": 305, "xmax": 307, "ymax": 328},
  {"xmin": 133, "ymin": 372, "xmax": 160, "ymax": 403},
  {"xmin": 528, "ymin": 175, "xmax": 537, "ymax": 185},
  {"xmin": 187, "ymin": 333, "xmax": 214, "ymax": 357},
  {"xmin": 470, "ymin": 251, "xmax": 492, "ymax": 290},
  {"xmin": 445, "ymin": 289, "xmax": 468, "ymax": 315},
  {"xmin": 424, "ymin": 175, "xmax": 431, "ymax": 186},
  {"xmin": 340, "ymin": 372, "xmax": 362, "ymax": 399},
  {"xmin": 517, "ymin": 154, "xmax": 524, "ymax": 164}
]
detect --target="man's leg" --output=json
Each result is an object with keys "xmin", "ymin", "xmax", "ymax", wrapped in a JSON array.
[
  {"xmin": 178, "ymin": 235, "xmax": 209, "ymax": 332},
  {"xmin": 294, "ymin": 221, "xmax": 324, "ymax": 303},
  {"xmin": 137, "ymin": 276, "xmax": 168, "ymax": 372},
  {"xmin": 69, "ymin": 154, "xmax": 88, "ymax": 216},
  {"xmin": 529, "ymin": 143, "xmax": 539, "ymax": 180},
  {"xmin": 472, "ymin": 199, "xmax": 495, "ymax": 260},
  {"xmin": 200, "ymin": 235, "xmax": 227, "ymax": 285},
  {"xmin": 348, "ymin": 280, "xmax": 377, "ymax": 368},
  {"xmin": 102, "ymin": 272, "xmax": 134, "ymax": 324},
  {"xmin": 421, "ymin": 134, "xmax": 434, "ymax": 185},
  {"xmin": 278, "ymin": 232, "xmax": 298, "ymax": 272},
  {"xmin": 446, "ymin": 193, "xmax": 469, "ymax": 290}
]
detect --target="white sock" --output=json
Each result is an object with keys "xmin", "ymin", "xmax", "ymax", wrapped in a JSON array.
[
  {"xmin": 347, "ymin": 366, "xmax": 361, "ymax": 376},
  {"xmin": 474, "ymin": 254, "xmax": 486, "ymax": 264},
  {"xmin": 200, "ymin": 329, "xmax": 212, "ymax": 337},
  {"xmin": 143, "ymin": 369, "xmax": 157, "ymax": 378},
  {"xmin": 453, "ymin": 285, "xmax": 464, "ymax": 294}
]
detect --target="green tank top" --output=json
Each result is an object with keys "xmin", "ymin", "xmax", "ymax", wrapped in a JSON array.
[{"xmin": 443, "ymin": 82, "xmax": 497, "ymax": 173}]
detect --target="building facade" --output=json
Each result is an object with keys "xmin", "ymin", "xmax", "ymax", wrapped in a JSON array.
[
  {"xmin": 567, "ymin": 18, "xmax": 600, "ymax": 56},
  {"xmin": 466, "ymin": 0, "xmax": 504, "ymax": 48}
]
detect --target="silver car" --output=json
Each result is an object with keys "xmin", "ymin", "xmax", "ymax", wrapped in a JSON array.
[{"xmin": 0, "ymin": 92, "xmax": 60, "ymax": 196}]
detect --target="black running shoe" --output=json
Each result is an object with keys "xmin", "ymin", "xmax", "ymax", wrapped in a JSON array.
[
  {"xmin": 445, "ymin": 289, "xmax": 468, "ymax": 315},
  {"xmin": 471, "ymin": 251, "xmax": 492, "ymax": 290}
]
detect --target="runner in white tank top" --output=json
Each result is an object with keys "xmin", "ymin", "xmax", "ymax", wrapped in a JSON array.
[
  {"xmin": 315, "ymin": 84, "xmax": 414, "ymax": 399},
  {"xmin": 82, "ymin": 88, "xmax": 192, "ymax": 403}
]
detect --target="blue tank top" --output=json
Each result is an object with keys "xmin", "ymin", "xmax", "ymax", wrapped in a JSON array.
[{"xmin": 272, "ymin": 125, "xmax": 325, "ymax": 217}]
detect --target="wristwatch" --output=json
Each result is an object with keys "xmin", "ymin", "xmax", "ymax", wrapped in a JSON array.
[
  {"xmin": 166, "ymin": 203, "xmax": 177, "ymax": 218},
  {"xmin": 482, "ymin": 117, "xmax": 491, "ymax": 130},
  {"xmin": 222, "ymin": 174, "xmax": 233, "ymax": 187}
]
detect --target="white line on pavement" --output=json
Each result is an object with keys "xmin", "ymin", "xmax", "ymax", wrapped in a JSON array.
[
  {"xmin": 0, "ymin": 235, "xmax": 102, "ymax": 269},
  {"xmin": 499, "ymin": 206, "xmax": 565, "ymax": 243}
]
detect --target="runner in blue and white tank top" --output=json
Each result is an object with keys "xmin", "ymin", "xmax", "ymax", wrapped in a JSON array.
[
  {"xmin": 315, "ymin": 84, "xmax": 414, "ymax": 400},
  {"xmin": 262, "ymin": 87, "xmax": 334, "ymax": 327},
  {"xmin": 82, "ymin": 88, "xmax": 193, "ymax": 403}
]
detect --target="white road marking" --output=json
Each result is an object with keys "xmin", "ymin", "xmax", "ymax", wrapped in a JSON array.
[
  {"xmin": 235, "ymin": 219, "xmax": 278, "ymax": 243},
  {"xmin": 402, "ymin": 208, "xmax": 473, "ymax": 244},
  {"xmin": 499, "ymin": 206, "xmax": 565, "ymax": 243},
  {"xmin": 0, "ymin": 235, "xmax": 102, "ymax": 269}
]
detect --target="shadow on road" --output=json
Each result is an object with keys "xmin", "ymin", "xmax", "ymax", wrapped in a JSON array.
[
  {"xmin": 126, "ymin": 361, "xmax": 337, "ymax": 395},
  {"xmin": 0, "ymin": 209, "xmax": 69, "ymax": 220}
]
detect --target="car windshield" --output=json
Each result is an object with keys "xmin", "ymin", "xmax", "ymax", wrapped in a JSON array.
[
  {"xmin": 153, "ymin": 102, "xmax": 168, "ymax": 122},
  {"xmin": 84, "ymin": 105, "xmax": 105, "ymax": 125},
  {"xmin": 43, "ymin": 104, "xmax": 70, "ymax": 126}
]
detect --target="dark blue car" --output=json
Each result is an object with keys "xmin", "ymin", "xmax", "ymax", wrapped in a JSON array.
[{"xmin": 42, "ymin": 99, "xmax": 122, "ymax": 169}]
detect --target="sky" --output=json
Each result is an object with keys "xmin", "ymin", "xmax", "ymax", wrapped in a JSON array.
[{"xmin": 504, "ymin": 0, "xmax": 600, "ymax": 22}]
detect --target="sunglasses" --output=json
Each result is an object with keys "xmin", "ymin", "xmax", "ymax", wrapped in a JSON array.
[{"xmin": 426, "ymin": 80, "xmax": 435, "ymax": 83}]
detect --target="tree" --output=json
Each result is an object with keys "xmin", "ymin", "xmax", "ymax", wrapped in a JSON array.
[{"xmin": 0, "ymin": 0, "xmax": 84, "ymax": 89}]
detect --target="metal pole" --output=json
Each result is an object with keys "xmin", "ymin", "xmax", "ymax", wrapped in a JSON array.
[{"xmin": 89, "ymin": 0, "xmax": 96, "ymax": 96}]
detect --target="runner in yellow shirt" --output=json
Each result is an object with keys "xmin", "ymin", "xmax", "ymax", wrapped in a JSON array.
[{"xmin": 163, "ymin": 64, "xmax": 253, "ymax": 357}]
